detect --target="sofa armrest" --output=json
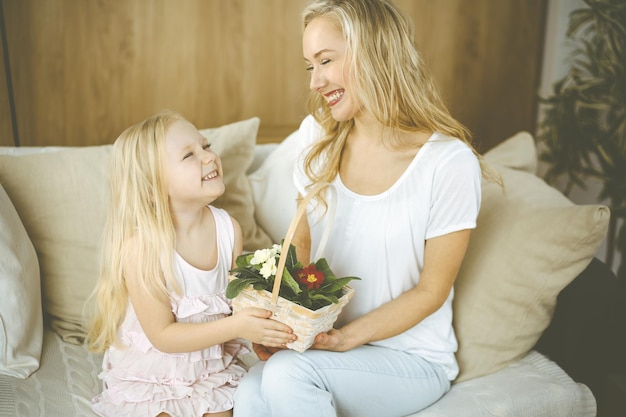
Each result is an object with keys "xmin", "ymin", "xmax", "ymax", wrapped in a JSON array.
[{"xmin": 535, "ymin": 257, "xmax": 626, "ymax": 415}]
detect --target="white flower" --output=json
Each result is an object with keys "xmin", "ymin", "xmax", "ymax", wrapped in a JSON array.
[
  {"xmin": 259, "ymin": 256, "xmax": 277, "ymax": 278},
  {"xmin": 250, "ymin": 248, "xmax": 272, "ymax": 265},
  {"xmin": 270, "ymin": 244, "xmax": 282, "ymax": 256}
]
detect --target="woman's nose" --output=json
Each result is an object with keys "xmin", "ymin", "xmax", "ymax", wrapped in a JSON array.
[{"xmin": 309, "ymin": 68, "xmax": 326, "ymax": 92}]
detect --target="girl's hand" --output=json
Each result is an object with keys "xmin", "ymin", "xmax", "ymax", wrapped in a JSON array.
[{"xmin": 234, "ymin": 308, "xmax": 296, "ymax": 347}]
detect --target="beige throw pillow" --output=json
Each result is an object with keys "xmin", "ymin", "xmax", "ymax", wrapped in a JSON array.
[
  {"xmin": 0, "ymin": 117, "xmax": 271, "ymax": 343},
  {"xmin": 0, "ymin": 146, "xmax": 110, "ymax": 344},
  {"xmin": 0, "ymin": 184, "xmax": 43, "ymax": 378},
  {"xmin": 452, "ymin": 132, "xmax": 610, "ymax": 382},
  {"xmin": 200, "ymin": 117, "xmax": 273, "ymax": 251}
]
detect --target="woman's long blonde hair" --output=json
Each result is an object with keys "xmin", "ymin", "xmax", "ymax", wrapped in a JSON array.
[
  {"xmin": 301, "ymin": 0, "xmax": 501, "ymax": 186},
  {"xmin": 87, "ymin": 110, "xmax": 184, "ymax": 353}
]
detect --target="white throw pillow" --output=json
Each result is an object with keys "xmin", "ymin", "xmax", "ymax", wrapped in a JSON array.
[
  {"xmin": 0, "ymin": 184, "xmax": 43, "ymax": 378},
  {"xmin": 248, "ymin": 130, "xmax": 300, "ymax": 244}
]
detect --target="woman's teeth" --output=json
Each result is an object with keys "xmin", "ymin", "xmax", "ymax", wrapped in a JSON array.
[{"xmin": 328, "ymin": 91, "xmax": 343, "ymax": 103}]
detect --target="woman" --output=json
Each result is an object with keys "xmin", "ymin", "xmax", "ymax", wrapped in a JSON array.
[{"xmin": 234, "ymin": 1, "xmax": 497, "ymax": 416}]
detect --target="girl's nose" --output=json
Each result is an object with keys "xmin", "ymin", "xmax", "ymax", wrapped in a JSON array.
[{"xmin": 201, "ymin": 148, "xmax": 215, "ymax": 164}]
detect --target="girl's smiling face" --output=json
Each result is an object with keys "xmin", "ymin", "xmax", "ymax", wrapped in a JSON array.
[
  {"xmin": 163, "ymin": 119, "xmax": 224, "ymax": 206},
  {"xmin": 303, "ymin": 16, "xmax": 359, "ymax": 122}
]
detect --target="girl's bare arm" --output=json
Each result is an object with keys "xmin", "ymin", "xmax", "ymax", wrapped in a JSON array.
[{"xmin": 124, "ymin": 246, "xmax": 295, "ymax": 354}]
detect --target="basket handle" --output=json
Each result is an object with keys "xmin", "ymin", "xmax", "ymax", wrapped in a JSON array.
[{"xmin": 271, "ymin": 182, "xmax": 336, "ymax": 305}]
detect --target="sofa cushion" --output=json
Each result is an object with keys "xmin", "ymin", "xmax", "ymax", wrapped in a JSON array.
[
  {"xmin": 200, "ymin": 117, "xmax": 273, "ymax": 251},
  {"xmin": 476, "ymin": 131, "xmax": 538, "ymax": 174},
  {"xmin": 412, "ymin": 351, "xmax": 596, "ymax": 416},
  {"xmin": 0, "ymin": 117, "xmax": 272, "ymax": 344},
  {"xmin": 0, "ymin": 328, "xmax": 103, "ymax": 416},
  {"xmin": 452, "ymin": 132, "xmax": 610, "ymax": 382},
  {"xmin": 0, "ymin": 146, "xmax": 110, "ymax": 344},
  {"xmin": 0, "ymin": 184, "xmax": 43, "ymax": 378},
  {"xmin": 248, "ymin": 130, "xmax": 300, "ymax": 243}
]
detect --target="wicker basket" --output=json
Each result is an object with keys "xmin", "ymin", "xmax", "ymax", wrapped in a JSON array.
[{"xmin": 230, "ymin": 182, "xmax": 354, "ymax": 352}]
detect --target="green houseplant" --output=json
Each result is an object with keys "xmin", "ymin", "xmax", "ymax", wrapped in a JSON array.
[{"xmin": 538, "ymin": 0, "xmax": 626, "ymax": 280}]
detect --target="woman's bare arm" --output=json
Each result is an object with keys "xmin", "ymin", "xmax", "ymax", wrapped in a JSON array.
[{"xmin": 312, "ymin": 229, "xmax": 471, "ymax": 351}]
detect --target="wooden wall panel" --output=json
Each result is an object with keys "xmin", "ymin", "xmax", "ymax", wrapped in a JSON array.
[
  {"xmin": 4, "ymin": 0, "xmax": 310, "ymax": 146},
  {"xmin": 3, "ymin": 0, "xmax": 545, "ymax": 150},
  {"xmin": 0, "ymin": 1, "xmax": 13, "ymax": 147},
  {"xmin": 397, "ymin": 0, "xmax": 547, "ymax": 151}
]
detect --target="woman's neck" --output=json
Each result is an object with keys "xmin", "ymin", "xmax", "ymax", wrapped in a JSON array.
[{"xmin": 351, "ymin": 113, "xmax": 384, "ymax": 146}]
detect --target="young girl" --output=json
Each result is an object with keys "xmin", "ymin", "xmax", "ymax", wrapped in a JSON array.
[
  {"xmin": 87, "ymin": 110, "xmax": 295, "ymax": 417},
  {"xmin": 234, "ymin": 1, "xmax": 500, "ymax": 416}
]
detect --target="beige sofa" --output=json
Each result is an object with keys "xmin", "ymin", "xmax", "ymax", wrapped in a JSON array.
[{"xmin": 0, "ymin": 118, "xmax": 610, "ymax": 416}]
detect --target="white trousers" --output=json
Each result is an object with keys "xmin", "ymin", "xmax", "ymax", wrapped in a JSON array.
[{"xmin": 233, "ymin": 345, "xmax": 449, "ymax": 417}]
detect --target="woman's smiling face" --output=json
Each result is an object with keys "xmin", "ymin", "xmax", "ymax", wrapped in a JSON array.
[{"xmin": 303, "ymin": 16, "xmax": 360, "ymax": 122}]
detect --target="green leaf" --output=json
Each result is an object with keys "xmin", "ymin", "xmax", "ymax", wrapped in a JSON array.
[
  {"xmin": 231, "ymin": 267, "xmax": 263, "ymax": 281},
  {"xmin": 300, "ymin": 297, "xmax": 312, "ymax": 308},
  {"xmin": 319, "ymin": 276, "xmax": 360, "ymax": 293},
  {"xmin": 315, "ymin": 258, "xmax": 336, "ymax": 278},
  {"xmin": 226, "ymin": 277, "xmax": 257, "ymax": 299},
  {"xmin": 310, "ymin": 293, "xmax": 339, "ymax": 304},
  {"xmin": 281, "ymin": 268, "xmax": 303, "ymax": 295},
  {"xmin": 285, "ymin": 242, "xmax": 299, "ymax": 270},
  {"xmin": 235, "ymin": 253, "xmax": 255, "ymax": 269}
]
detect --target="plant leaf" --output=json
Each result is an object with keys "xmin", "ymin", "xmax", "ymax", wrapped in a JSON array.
[
  {"xmin": 226, "ymin": 277, "xmax": 258, "ymax": 299},
  {"xmin": 315, "ymin": 258, "xmax": 336, "ymax": 279},
  {"xmin": 281, "ymin": 267, "xmax": 303, "ymax": 295},
  {"xmin": 231, "ymin": 267, "xmax": 263, "ymax": 281},
  {"xmin": 310, "ymin": 293, "xmax": 339, "ymax": 305},
  {"xmin": 235, "ymin": 253, "xmax": 255, "ymax": 269},
  {"xmin": 319, "ymin": 276, "xmax": 360, "ymax": 293}
]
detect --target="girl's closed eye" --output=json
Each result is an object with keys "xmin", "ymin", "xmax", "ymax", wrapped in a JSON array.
[
  {"xmin": 182, "ymin": 144, "xmax": 210, "ymax": 160},
  {"xmin": 184, "ymin": 149, "xmax": 200, "ymax": 160}
]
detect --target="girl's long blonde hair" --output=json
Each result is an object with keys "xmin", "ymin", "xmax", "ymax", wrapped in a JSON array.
[
  {"xmin": 301, "ymin": 0, "xmax": 501, "ymax": 186},
  {"xmin": 87, "ymin": 110, "xmax": 184, "ymax": 353}
]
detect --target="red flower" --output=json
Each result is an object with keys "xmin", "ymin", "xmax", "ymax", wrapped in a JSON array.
[{"xmin": 296, "ymin": 264, "xmax": 325, "ymax": 290}]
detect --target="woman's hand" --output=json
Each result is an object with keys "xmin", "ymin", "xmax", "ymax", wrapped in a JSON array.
[
  {"xmin": 252, "ymin": 343, "xmax": 286, "ymax": 361},
  {"xmin": 310, "ymin": 328, "xmax": 351, "ymax": 352},
  {"xmin": 233, "ymin": 308, "xmax": 296, "ymax": 348}
]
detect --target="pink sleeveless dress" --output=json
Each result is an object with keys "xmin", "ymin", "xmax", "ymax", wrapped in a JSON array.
[{"xmin": 92, "ymin": 206, "xmax": 248, "ymax": 416}]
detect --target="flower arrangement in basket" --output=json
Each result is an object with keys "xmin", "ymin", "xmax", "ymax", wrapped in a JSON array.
[
  {"xmin": 226, "ymin": 182, "xmax": 360, "ymax": 352},
  {"xmin": 226, "ymin": 242, "xmax": 360, "ymax": 310}
]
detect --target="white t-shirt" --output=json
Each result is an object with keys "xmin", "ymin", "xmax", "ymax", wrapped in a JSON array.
[{"xmin": 293, "ymin": 115, "xmax": 481, "ymax": 380}]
